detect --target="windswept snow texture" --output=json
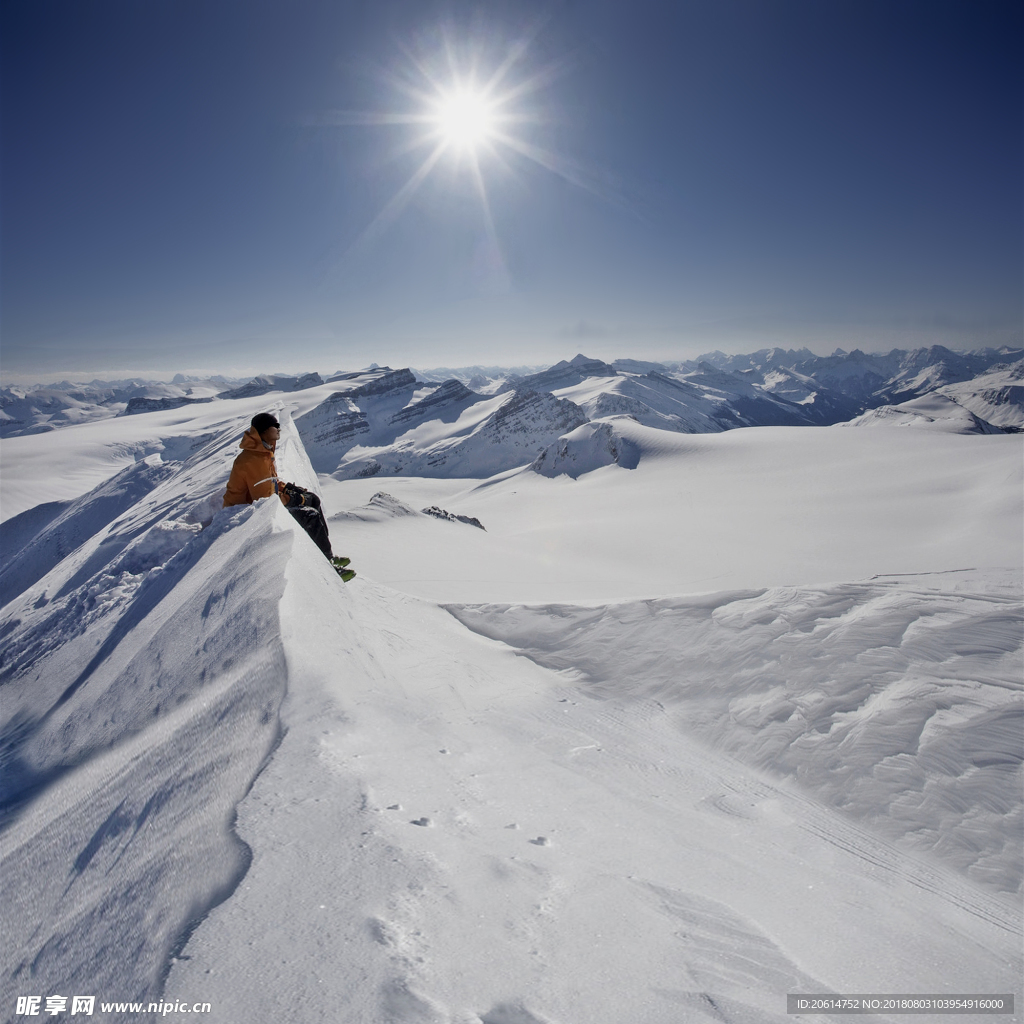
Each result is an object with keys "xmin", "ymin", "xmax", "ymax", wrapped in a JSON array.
[
  {"xmin": 0, "ymin": 385, "xmax": 1021, "ymax": 1024},
  {"xmin": 0, "ymin": 417, "xmax": 313, "ymax": 1010},
  {"xmin": 449, "ymin": 572, "xmax": 1024, "ymax": 894},
  {"xmin": 0, "ymin": 457, "xmax": 178, "ymax": 605},
  {"xmin": 164, "ymin": 533, "xmax": 1020, "ymax": 1024}
]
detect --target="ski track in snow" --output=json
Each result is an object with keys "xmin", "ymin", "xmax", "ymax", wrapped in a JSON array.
[{"xmin": 0, "ymin": 400, "xmax": 1020, "ymax": 1023}]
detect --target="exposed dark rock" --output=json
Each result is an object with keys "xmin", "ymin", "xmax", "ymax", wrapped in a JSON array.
[
  {"xmin": 123, "ymin": 396, "xmax": 213, "ymax": 415},
  {"xmin": 390, "ymin": 379, "xmax": 480, "ymax": 427},
  {"xmin": 325, "ymin": 366, "xmax": 394, "ymax": 383},
  {"xmin": 492, "ymin": 390, "xmax": 588, "ymax": 436},
  {"xmin": 421, "ymin": 506, "xmax": 486, "ymax": 530},
  {"xmin": 218, "ymin": 372, "xmax": 324, "ymax": 400},
  {"xmin": 347, "ymin": 368, "xmax": 418, "ymax": 398},
  {"xmin": 506, "ymin": 354, "xmax": 618, "ymax": 393}
]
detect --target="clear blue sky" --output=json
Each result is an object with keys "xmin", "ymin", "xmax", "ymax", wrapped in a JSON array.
[{"xmin": 2, "ymin": 0, "xmax": 1020, "ymax": 377}]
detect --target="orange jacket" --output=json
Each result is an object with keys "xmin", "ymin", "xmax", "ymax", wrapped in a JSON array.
[{"xmin": 222, "ymin": 427, "xmax": 291, "ymax": 507}]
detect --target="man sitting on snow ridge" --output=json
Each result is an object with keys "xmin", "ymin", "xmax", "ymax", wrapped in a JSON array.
[{"xmin": 222, "ymin": 411, "xmax": 355, "ymax": 581}]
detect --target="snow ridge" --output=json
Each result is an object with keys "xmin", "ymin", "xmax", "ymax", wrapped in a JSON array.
[{"xmin": 0, "ymin": 416, "xmax": 321, "ymax": 1012}]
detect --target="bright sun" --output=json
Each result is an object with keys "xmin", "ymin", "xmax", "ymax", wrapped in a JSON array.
[
  {"xmin": 324, "ymin": 31, "xmax": 603, "ymax": 255},
  {"xmin": 434, "ymin": 90, "xmax": 495, "ymax": 150}
]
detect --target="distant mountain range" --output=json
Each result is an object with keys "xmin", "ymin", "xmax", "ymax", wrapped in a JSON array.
[
  {"xmin": 2, "ymin": 347, "xmax": 1021, "ymax": 455},
  {"xmin": 288, "ymin": 346, "xmax": 1022, "ymax": 480},
  {"xmin": 296, "ymin": 368, "xmax": 590, "ymax": 479},
  {"xmin": 0, "ymin": 376, "xmax": 243, "ymax": 436}
]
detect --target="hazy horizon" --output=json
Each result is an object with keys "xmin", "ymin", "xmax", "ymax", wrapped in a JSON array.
[{"xmin": 5, "ymin": 337, "xmax": 1024, "ymax": 389}]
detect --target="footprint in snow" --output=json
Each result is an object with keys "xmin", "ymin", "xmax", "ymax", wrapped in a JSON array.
[
  {"xmin": 386, "ymin": 803, "xmax": 402, "ymax": 811},
  {"xmin": 479, "ymin": 999, "xmax": 558, "ymax": 1024},
  {"xmin": 411, "ymin": 817, "xmax": 433, "ymax": 827},
  {"xmin": 528, "ymin": 836, "xmax": 550, "ymax": 846},
  {"xmin": 381, "ymin": 979, "xmax": 447, "ymax": 1021}
]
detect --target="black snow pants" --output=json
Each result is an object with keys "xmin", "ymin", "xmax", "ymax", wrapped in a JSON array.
[{"xmin": 286, "ymin": 489, "xmax": 334, "ymax": 561}]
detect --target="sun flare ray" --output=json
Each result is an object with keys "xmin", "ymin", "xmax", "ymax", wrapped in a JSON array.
[
  {"xmin": 489, "ymin": 130, "xmax": 621, "ymax": 204},
  {"xmin": 346, "ymin": 140, "xmax": 448, "ymax": 256},
  {"xmin": 324, "ymin": 28, "xmax": 612, "ymax": 267}
]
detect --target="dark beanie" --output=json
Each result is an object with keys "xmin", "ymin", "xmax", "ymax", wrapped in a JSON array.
[{"xmin": 251, "ymin": 412, "xmax": 280, "ymax": 435}]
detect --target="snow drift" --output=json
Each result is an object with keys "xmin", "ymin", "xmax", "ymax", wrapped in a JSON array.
[
  {"xmin": 0, "ymin": 398, "xmax": 1021, "ymax": 1024},
  {"xmin": 449, "ymin": 572, "xmax": 1024, "ymax": 894}
]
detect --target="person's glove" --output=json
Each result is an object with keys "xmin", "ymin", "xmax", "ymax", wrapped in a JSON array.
[
  {"xmin": 281, "ymin": 482, "xmax": 321, "ymax": 508},
  {"xmin": 280, "ymin": 481, "xmax": 303, "ymax": 505}
]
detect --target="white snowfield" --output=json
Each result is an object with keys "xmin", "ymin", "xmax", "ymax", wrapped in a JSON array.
[
  {"xmin": 321, "ymin": 418, "xmax": 1022, "ymax": 604},
  {"xmin": 0, "ymin": 391, "xmax": 1021, "ymax": 1024},
  {"xmin": 842, "ymin": 394, "xmax": 1004, "ymax": 434}
]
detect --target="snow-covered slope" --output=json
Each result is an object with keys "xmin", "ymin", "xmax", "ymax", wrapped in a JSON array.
[
  {"xmin": 531, "ymin": 417, "xmax": 641, "ymax": 477},
  {"xmin": 1, "ymin": 389, "xmax": 1021, "ymax": 1024},
  {"xmin": 883, "ymin": 346, "xmax": 1011, "ymax": 400},
  {"xmin": 0, "ymin": 385, "xmax": 119, "ymax": 436},
  {"xmin": 598, "ymin": 345, "xmax": 1024, "ymax": 428},
  {"xmin": 321, "ymin": 420, "xmax": 1023, "ymax": 604},
  {"xmin": 413, "ymin": 362, "xmax": 546, "ymax": 392},
  {"xmin": 936, "ymin": 359, "xmax": 1024, "ymax": 431},
  {"xmin": 550, "ymin": 372, "xmax": 736, "ymax": 433},
  {"xmin": 0, "ymin": 456, "xmax": 180, "ymax": 606},
  {"xmin": 1, "ymin": 429, "xmax": 297, "ymax": 1010},
  {"xmin": 0, "ymin": 384, "xmax": 334, "ymax": 522},
  {"xmin": 756, "ymin": 366, "xmax": 864, "ymax": 423},
  {"xmin": 301, "ymin": 382, "xmax": 589, "ymax": 480},
  {"xmin": 842, "ymin": 394, "xmax": 1003, "ymax": 433},
  {"xmin": 6, "ymin": 343, "xmax": 1022, "ymax": 465},
  {"xmin": 546, "ymin": 362, "xmax": 865, "ymax": 435},
  {"xmin": 295, "ymin": 369, "xmax": 488, "ymax": 475},
  {"xmin": 0, "ymin": 379, "xmax": 230, "ymax": 437},
  {"xmin": 665, "ymin": 362, "xmax": 824, "ymax": 426},
  {"xmin": 449, "ymin": 571, "xmax": 1023, "ymax": 894},
  {"xmin": 164, "ymin": 555, "xmax": 1021, "ymax": 1024}
]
